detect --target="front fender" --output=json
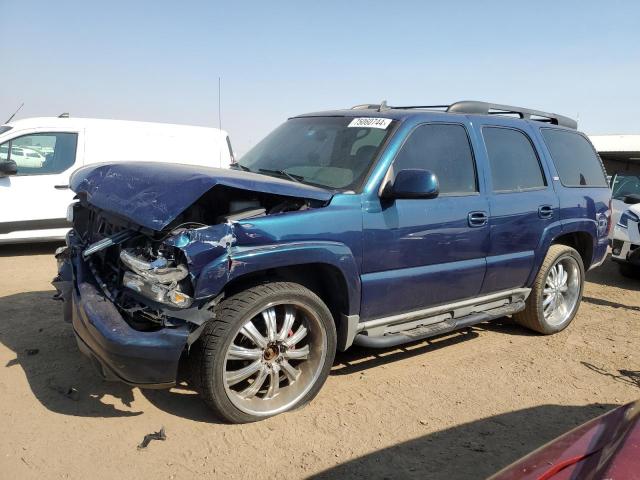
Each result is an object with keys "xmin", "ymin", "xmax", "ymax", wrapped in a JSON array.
[{"xmin": 194, "ymin": 241, "xmax": 361, "ymax": 316}]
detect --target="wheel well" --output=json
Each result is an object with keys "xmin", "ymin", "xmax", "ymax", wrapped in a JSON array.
[
  {"xmin": 552, "ymin": 232, "xmax": 594, "ymax": 269},
  {"xmin": 223, "ymin": 263, "xmax": 350, "ymax": 325}
]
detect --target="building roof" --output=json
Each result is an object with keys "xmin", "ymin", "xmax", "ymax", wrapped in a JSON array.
[{"xmin": 589, "ymin": 135, "xmax": 640, "ymax": 154}]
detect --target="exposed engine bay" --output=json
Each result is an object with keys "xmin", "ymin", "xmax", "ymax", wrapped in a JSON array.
[
  {"xmin": 67, "ymin": 185, "xmax": 323, "ymax": 332},
  {"xmin": 174, "ymin": 185, "xmax": 313, "ymax": 225}
]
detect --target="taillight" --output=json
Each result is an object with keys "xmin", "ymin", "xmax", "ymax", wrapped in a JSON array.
[{"xmin": 606, "ymin": 198, "xmax": 613, "ymax": 236}]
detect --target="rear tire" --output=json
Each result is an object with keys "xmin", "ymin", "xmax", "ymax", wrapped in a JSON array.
[
  {"xmin": 190, "ymin": 282, "xmax": 337, "ymax": 423},
  {"xmin": 514, "ymin": 244, "xmax": 585, "ymax": 334}
]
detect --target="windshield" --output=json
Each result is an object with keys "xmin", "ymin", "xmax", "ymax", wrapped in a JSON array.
[
  {"xmin": 237, "ymin": 116, "xmax": 395, "ymax": 190},
  {"xmin": 611, "ymin": 174, "xmax": 640, "ymax": 200}
]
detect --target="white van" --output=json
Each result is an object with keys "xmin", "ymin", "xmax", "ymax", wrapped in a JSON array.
[{"xmin": 0, "ymin": 116, "xmax": 235, "ymax": 243}]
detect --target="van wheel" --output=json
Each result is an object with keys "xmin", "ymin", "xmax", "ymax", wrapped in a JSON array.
[
  {"xmin": 514, "ymin": 245, "xmax": 585, "ymax": 334},
  {"xmin": 190, "ymin": 282, "xmax": 337, "ymax": 423},
  {"xmin": 619, "ymin": 263, "xmax": 640, "ymax": 279}
]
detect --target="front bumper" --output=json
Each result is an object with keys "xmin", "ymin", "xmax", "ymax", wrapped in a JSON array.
[
  {"xmin": 611, "ymin": 222, "xmax": 640, "ymax": 266},
  {"xmin": 53, "ymin": 241, "xmax": 190, "ymax": 388}
]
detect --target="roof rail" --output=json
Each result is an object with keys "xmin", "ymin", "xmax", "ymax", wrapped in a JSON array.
[{"xmin": 350, "ymin": 100, "xmax": 577, "ymax": 129}]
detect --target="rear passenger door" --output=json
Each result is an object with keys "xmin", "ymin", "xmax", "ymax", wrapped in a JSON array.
[{"xmin": 472, "ymin": 119, "xmax": 559, "ymax": 294}]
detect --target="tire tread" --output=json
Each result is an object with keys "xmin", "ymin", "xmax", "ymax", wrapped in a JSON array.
[
  {"xmin": 513, "ymin": 244, "xmax": 584, "ymax": 334},
  {"xmin": 189, "ymin": 281, "xmax": 336, "ymax": 423}
]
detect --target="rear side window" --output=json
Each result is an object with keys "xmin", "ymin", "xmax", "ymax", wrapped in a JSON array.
[
  {"xmin": 483, "ymin": 127, "xmax": 546, "ymax": 192},
  {"xmin": 541, "ymin": 128, "xmax": 608, "ymax": 187},
  {"xmin": 393, "ymin": 123, "xmax": 477, "ymax": 194}
]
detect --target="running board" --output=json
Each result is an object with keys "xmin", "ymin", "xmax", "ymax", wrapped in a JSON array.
[{"xmin": 353, "ymin": 300, "xmax": 525, "ymax": 349}]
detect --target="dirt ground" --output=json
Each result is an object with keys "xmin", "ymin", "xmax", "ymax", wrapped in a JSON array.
[{"xmin": 0, "ymin": 244, "xmax": 638, "ymax": 480}]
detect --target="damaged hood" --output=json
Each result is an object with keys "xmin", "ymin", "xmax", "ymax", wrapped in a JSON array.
[{"xmin": 70, "ymin": 162, "xmax": 333, "ymax": 231}]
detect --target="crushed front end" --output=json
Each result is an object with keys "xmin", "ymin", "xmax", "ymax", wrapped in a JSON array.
[
  {"xmin": 52, "ymin": 162, "xmax": 331, "ymax": 388},
  {"xmin": 54, "ymin": 192, "xmax": 325, "ymax": 387},
  {"xmin": 52, "ymin": 203, "xmax": 211, "ymax": 387}
]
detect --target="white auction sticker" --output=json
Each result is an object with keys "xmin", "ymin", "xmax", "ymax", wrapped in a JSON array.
[{"xmin": 348, "ymin": 117, "xmax": 392, "ymax": 129}]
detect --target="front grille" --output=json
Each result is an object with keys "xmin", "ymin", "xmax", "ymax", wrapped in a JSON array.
[
  {"xmin": 79, "ymin": 209, "xmax": 129, "ymax": 297},
  {"xmin": 86, "ymin": 210, "xmax": 126, "ymax": 243}
]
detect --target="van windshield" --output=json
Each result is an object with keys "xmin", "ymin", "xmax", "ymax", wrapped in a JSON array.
[
  {"xmin": 612, "ymin": 174, "xmax": 640, "ymax": 200},
  {"xmin": 236, "ymin": 116, "xmax": 395, "ymax": 190}
]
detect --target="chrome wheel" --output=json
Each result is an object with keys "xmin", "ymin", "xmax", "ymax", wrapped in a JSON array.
[
  {"xmin": 223, "ymin": 301, "xmax": 327, "ymax": 416},
  {"xmin": 542, "ymin": 256, "xmax": 581, "ymax": 327}
]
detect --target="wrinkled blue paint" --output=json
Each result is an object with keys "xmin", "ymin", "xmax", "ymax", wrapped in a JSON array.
[
  {"xmin": 168, "ymin": 195, "xmax": 364, "ymax": 315},
  {"xmin": 70, "ymin": 162, "xmax": 333, "ymax": 231}
]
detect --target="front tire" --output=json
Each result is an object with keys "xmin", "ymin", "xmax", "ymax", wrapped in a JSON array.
[
  {"xmin": 190, "ymin": 282, "xmax": 337, "ymax": 423},
  {"xmin": 514, "ymin": 244, "xmax": 585, "ymax": 334}
]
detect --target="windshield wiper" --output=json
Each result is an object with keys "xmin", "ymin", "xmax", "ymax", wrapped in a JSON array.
[
  {"xmin": 230, "ymin": 162, "xmax": 252, "ymax": 172},
  {"xmin": 257, "ymin": 168, "xmax": 305, "ymax": 184}
]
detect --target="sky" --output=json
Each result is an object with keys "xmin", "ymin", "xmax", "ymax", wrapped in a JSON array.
[{"xmin": 1, "ymin": 0, "xmax": 639, "ymax": 155}]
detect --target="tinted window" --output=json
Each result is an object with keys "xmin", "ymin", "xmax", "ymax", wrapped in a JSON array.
[
  {"xmin": 541, "ymin": 129, "xmax": 607, "ymax": 187},
  {"xmin": 393, "ymin": 123, "xmax": 477, "ymax": 194},
  {"xmin": 483, "ymin": 127, "xmax": 545, "ymax": 192},
  {"xmin": 2, "ymin": 132, "xmax": 78, "ymax": 176}
]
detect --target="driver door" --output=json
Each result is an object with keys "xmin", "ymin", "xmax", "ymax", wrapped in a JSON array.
[
  {"xmin": 0, "ymin": 130, "xmax": 81, "ymax": 239},
  {"xmin": 360, "ymin": 122, "xmax": 490, "ymax": 320}
]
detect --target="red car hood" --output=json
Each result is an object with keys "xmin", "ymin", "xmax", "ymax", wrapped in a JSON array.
[{"xmin": 490, "ymin": 400, "xmax": 640, "ymax": 480}]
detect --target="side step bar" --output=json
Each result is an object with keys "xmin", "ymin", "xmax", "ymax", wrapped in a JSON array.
[{"xmin": 353, "ymin": 300, "xmax": 525, "ymax": 349}]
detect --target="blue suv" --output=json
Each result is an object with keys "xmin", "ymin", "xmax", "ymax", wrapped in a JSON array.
[{"xmin": 54, "ymin": 101, "xmax": 611, "ymax": 422}]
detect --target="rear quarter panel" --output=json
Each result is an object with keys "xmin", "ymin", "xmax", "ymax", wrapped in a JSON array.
[{"xmin": 530, "ymin": 125, "xmax": 610, "ymax": 272}]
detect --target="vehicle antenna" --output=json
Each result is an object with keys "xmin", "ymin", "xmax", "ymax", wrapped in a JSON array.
[
  {"xmin": 5, "ymin": 102, "xmax": 24, "ymax": 124},
  {"xmin": 218, "ymin": 76, "xmax": 222, "ymax": 166},
  {"xmin": 218, "ymin": 76, "xmax": 222, "ymax": 131}
]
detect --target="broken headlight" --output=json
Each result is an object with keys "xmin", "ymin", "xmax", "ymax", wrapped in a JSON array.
[
  {"xmin": 66, "ymin": 201, "xmax": 78, "ymax": 223},
  {"xmin": 120, "ymin": 248, "xmax": 193, "ymax": 308}
]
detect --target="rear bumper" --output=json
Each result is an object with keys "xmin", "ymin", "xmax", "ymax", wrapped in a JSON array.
[{"xmin": 55, "ymin": 243, "xmax": 190, "ymax": 388}]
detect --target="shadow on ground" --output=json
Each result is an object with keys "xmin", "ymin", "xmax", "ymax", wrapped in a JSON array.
[
  {"xmin": 581, "ymin": 361, "xmax": 640, "ymax": 389},
  {"xmin": 332, "ymin": 329, "xmax": 481, "ymax": 376},
  {"xmin": 0, "ymin": 290, "xmax": 145, "ymax": 418},
  {"xmin": 585, "ymin": 253, "xmax": 640, "ymax": 288},
  {"xmin": 0, "ymin": 288, "xmax": 224, "ymax": 421},
  {"xmin": 310, "ymin": 402, "xmax": 616, "ymax": 480}
]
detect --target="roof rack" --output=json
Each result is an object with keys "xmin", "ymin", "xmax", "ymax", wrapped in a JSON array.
[{"xmin": 351, "ymin": 100, "xmax": 577, "ymax": 129}]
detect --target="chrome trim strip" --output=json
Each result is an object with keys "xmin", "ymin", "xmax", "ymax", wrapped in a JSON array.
[{"xmin": 357, "ymin": 288, "xmax": 531, "ymax": 332}]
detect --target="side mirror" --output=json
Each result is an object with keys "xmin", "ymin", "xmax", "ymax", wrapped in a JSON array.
[
  {"xmin": 383, "ymin": 169, "xmax": 439, "ymax": 199},
  {"xmin": 0, "ymin": 160, "xmax": 17, "ymax": 177}
]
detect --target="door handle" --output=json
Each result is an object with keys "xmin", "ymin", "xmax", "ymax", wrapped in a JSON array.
[
  {"xmin": 54, "ymin": 185, "xmax": 69, "ymax": 190},
  {"xmin": 538, "ymin": 205, "xmax": 553, "ymax": 219},
  {"xmin": 468, "ymin": 211, "xmax": 488, "ymax": 227}
]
